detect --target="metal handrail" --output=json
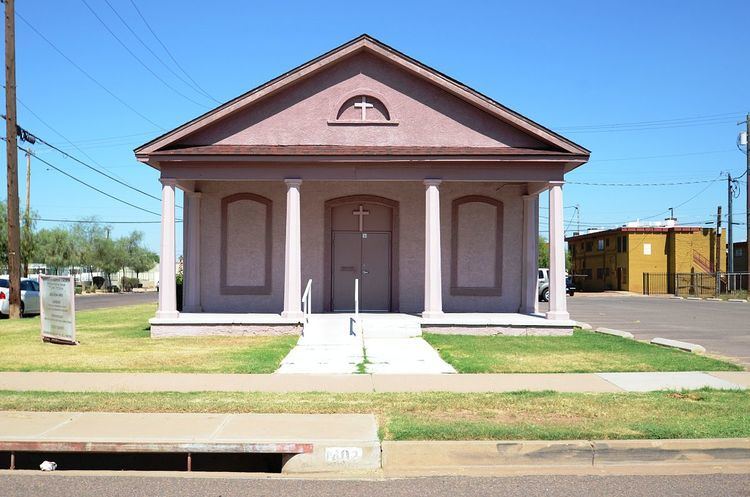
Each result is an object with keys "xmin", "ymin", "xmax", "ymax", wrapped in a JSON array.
[{"xmin": 301, "ymin": 279, "xmax": 312, "ymax": 323}]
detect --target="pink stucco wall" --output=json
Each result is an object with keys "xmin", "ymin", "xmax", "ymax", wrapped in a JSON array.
[
  {"xmin": 196, "ymin": 180, "xmax": 524, "ymax": 314},
  {"xmin": 178, "ymin": 52, "xmax": 550, "ymax": 150}
]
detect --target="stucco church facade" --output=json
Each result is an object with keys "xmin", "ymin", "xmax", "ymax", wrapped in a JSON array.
[{"xmin": 135, "ymin": 35, "xmax": 589, "ymax": 336}]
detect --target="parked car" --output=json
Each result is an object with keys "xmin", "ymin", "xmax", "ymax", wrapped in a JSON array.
[
  {"xmin": 537, "ymin": 268, "xmax": 575, "ymax": 302},
  {"xmin": 0, "ymin": 276, "xmax": 41, "ymax": 317}
]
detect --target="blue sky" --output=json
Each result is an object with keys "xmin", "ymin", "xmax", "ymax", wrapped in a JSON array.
[{"xmin": 1, "ymin": 0, "xmax": 748, "ymax": 253}]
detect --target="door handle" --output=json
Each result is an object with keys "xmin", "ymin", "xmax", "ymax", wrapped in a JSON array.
[{"xmin": 362, "ymin": 270, "xmax": 369, "ymax": 275}]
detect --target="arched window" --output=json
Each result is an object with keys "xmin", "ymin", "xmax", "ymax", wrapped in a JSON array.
[
  {"xmin": 337, "ymin": 95, "xmax": 390, "ymax": 122},
  {"xmin": 328, "ymin": 90, "xmax": 398, "ymax": 126}
]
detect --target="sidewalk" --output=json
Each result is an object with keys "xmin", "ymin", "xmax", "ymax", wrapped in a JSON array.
[{"xmin": 0, "ymin": 371, "xmax": 748, "ymax": 393}]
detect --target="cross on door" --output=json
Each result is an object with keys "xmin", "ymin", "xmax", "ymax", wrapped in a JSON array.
[
  {"xmin": 353, "ymin": 96, "xmax": 374, "ymax": 120},
  {"xmin": 352, "ymin": 204, "xmax": 370, "ymax": 231}
]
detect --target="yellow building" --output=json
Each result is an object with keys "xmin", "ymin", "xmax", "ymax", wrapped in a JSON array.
[{"xmin": 566, "ymin": 226, "xmax": 724, "ymax": 293}]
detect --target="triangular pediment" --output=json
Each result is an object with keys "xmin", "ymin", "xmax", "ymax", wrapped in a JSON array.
[{"xmin": 136, "ymin": 35, "xmax": 588, "ymax": 158}]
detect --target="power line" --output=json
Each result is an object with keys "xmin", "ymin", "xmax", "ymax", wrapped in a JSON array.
[
  {"xmin": 102, "ymin": 0, "xmax": 215, "ymax": 104},
  {"xmin": 81, "ymin": 0, "xmax": 209, "ymax": 108},
  {"xmin": 587, "ymin": 149, "xmax": 735, "ymax": 163},
  {"xmin": 555, "ymin": 111, "xmax": 743, "ymax": 132},
  {"xmin": 16, "ymin": 11, "xmax": 165, "ymax": 130},
  {"xmin": 2, "ymin": 114, "xmax": 181, "ymax": 209},
  {"xmin": 567, "ymin": 178, "xmax": 718, "ymax": 187},
  {"xmin": 128, "ymin": 0, "xmax": 219, "ymax": 104},
  {"xmin": 33, "ymin": 217, "xmax": 180, "ymax": 224},
  {"xmin": 4, "ymin": 138, "xmax": 161, "ymax": 217}
]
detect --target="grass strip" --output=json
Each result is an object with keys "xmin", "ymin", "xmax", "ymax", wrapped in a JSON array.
[
  {"xmin": 0, "ymin": 304, "xmax": 298, "ymax": 373},
  {"xmin": 1, "ymin": 389, "xmax": 747, "ymax": 441},
  {"xmin": 423, "ymin": 330, "xmax": 742, "ymax": 373}
]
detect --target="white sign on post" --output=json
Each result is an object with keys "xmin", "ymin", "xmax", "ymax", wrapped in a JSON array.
[{"xmin": 40, "ymin": 275, "xmax": 77, "ymax": 345}]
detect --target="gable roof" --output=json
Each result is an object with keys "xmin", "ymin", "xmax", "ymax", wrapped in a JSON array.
[{"xmin": 135, "ymin": 34, "xmax": 590, "ymax": 158}]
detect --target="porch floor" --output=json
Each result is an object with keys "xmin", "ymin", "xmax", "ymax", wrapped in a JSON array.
[
  {"xmin": 150, "ymin": 312, "xmax": 575, "ymax": 327},
  {"xmin": 148, "ymin": 311, "xmax": 576, "ymax": 338}
]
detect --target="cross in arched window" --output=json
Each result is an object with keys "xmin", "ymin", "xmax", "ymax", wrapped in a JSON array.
[{"xmin": 353, "ymin": 96, "xmax": 374, "ymax": 120}]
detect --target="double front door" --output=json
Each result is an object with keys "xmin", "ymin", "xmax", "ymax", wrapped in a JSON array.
[{"xmin": 331, "ymin": 201, "xmax": 393, "ymax": 312}]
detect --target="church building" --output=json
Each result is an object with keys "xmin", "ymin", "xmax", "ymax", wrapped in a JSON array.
[{"xmin": 135, "ymin": 35, "xmax": 589, "ymax": 336}]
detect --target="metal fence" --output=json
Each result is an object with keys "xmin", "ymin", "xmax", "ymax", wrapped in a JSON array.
[{"xmin": 643, "ymin": 272, "xmax": 750, "ymax": 298}]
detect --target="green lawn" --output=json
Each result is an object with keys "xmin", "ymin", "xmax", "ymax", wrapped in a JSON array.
[
  {"xmin": 0, "ymin": 304, "xmax": 298, "ymax": 373},
  {"xmin": 423, "ymin": 330, "xmax": 743, "ymax": 373},
  {"xmin": 1, "ymin": 389, "xmax": 747, "ymax": 441}
]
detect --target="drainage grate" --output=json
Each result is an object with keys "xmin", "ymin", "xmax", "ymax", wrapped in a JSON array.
[{"xmin": 1, "ymin": 451, "xmax": 287, "ymax": 473}]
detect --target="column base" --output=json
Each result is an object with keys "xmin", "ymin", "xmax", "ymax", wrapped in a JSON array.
[
  {"xmin": 155, "ymin": 310, "xmax": 180, "ymax": 319},
  {"xmin": 181, "ymin": 305, "xmax": 202, "ymax": 313},
  {"xmin": 281, "ymin": 310, "xmax": 305, "ymax": 321},
  {"xmin": 546, "ymin": 310, "xmax": 570, "ymax": 321},
  {"xmin": 421, "ymin": 310, "xmax": 445, "ymax": 320}
]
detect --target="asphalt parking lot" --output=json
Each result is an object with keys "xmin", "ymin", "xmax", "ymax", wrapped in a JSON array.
[
  {"xmin": 74, "ymin": 291, "xmax": 158, "ymax": 311},
  {"xmin": 542, "ymin": 293, "xmax": 750, "ymax": 367}
]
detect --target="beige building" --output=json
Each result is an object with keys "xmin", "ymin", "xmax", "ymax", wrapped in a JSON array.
[{"xmin": 567, "ymin": 226, "xmax": 724, "ymax": 293}]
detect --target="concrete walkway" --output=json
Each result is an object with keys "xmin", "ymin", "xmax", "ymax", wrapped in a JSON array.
[
  {"xmin": 0, "ymin": 371, "xmax": 747, "ymax": 393},
  {"xmin": 276, "ymin": 314, "xmax": 455, "ymax": 374}
]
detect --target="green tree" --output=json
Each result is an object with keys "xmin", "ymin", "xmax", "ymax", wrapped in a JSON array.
[
  {"xmin": 538, "ymin": 236, "xmax": 572, "ymax": 271},
  {"xmin": 36, "ymin": 228, "xmax": 76, "ymax": 274},
  {"xmin": 538, "ymin": 236, "xmax": 549, "ymax": 268},
  {"xmin": 91, "ymin": 235, "xmax": 125, "ymax": 289},
  {"xmin": 20, "ymin": 211, "xmax": 37, "ymax": 277}
]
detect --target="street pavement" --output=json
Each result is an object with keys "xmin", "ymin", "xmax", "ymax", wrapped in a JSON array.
[
  {"xmin": 541, "ymin": 293, "xmax": 750, "ymax": 366},
  {"xmin": 75, "ymin": 292, "xmax": 157, "ymax": 311},
  {"xmin": 0, "ymin": 474, "xmax": 748, "ymax": 497}
]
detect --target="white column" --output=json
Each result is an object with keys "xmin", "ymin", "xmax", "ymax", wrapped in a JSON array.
[
  {"xmin": 157, "ymin": 178, "xmax": 178, "ymax": 319},
  {"xmin": 546, "ymin": 183, "xmax": 569, "ymax": 320},
  {"xmin": 520, "ymin": 194, "xmax": 539, "ymax": 314},
  {"xmin": 422, "ymin": 179, "xmax": 444, "ymax": 319},
  {"xmin": 182, "ymin": 191, "xmax": 202, "ymax": 313},
  {"xmin": 282, "ymin": 179, "xmax": 304, "ymax": 320}
]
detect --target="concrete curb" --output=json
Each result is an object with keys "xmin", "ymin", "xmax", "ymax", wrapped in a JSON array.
[
  {"xmin": 595, "ymin": 327, "xmax": 634, "ymax": 339},
  {"xmin": 650, "ymin": 337, "xmax": 706, "ymax": 354},
  {"xmin": 727, "ymin": 299, "xmax": 748, "ymax": 303},
  {"xmin": 576, "ymin": 322, "xmax": 593, "ymax": 330},
  {"xmin": 382, "ymin": 439, "xmax": 750, "ymax": 475}
]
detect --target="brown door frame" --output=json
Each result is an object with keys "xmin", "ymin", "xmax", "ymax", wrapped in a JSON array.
[{"xmin": 324, "ymin": 195, "xmax": 399, "ymax": 312}]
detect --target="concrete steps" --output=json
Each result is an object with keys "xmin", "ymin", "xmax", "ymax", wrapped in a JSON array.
[
  {"xmin": 359, "ymin": 315, "xmax": 422, "ymax": 338},
  {"xmin": 277, "ymin": 315, "xmax": 362, "ymax": 374}
]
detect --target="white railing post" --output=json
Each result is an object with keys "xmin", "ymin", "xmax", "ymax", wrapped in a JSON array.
[{"xmin": 301, "ymin": 279, "xmax": 312, "ymax": 323}]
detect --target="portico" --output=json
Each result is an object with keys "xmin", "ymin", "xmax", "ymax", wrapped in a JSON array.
[{"xmin": 136, "ymin": 35, "xmax": 588, "ymax": 337}]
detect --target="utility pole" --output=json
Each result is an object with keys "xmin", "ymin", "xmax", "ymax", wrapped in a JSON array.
[
  {"xmin": 715, "ymin": 205, "xmax": 722, "ymax": 297},
  {"xmin": 4, "ymin": 0, "xmax": 21, "ymax": 319},
  {"xmin": 727, "ymin": 173, "xmax": 734, "ymax": 274}
]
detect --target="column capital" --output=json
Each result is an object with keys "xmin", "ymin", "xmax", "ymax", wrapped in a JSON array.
[
  {"xmin": 424, "ymin": 179, "xmax": 442, "ymax": 187},
  {"xmin": 548, "ymin": 181, "xmax": 565, "ymax": 188},
  {"xmin": 284, "ymin": 178, "xmax": 303, "ymax": 188},
  {"xmin": 160, "ymin": 178, "xmax": 177, "ymax": 187}
]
